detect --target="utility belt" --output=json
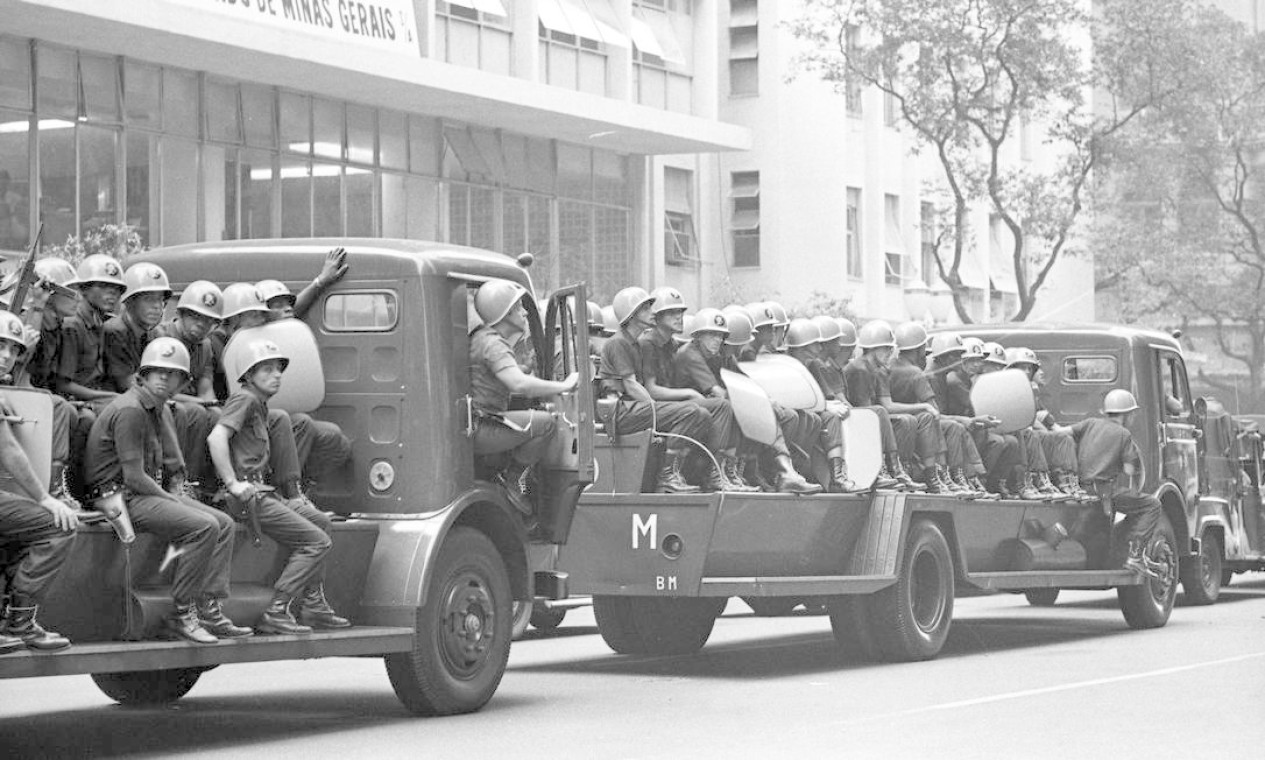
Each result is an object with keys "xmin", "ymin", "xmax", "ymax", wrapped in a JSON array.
[
  {"xmin": 87, "ymin": 482, "xmax": 126, "ymax": 502},
  {"xmin": 1084, "ymin": 479, "xmax": 1116, "ymax": 510}
]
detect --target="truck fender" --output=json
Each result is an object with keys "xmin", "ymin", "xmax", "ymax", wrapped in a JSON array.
[
  {"xmin": 1155, "ymin": 481, "xmax": 1193, "ymax": 557},
  {"xmin": 848, "ymin": 492, "xmax": 909, "ymax": 580},
  {"xmin": 357, "ymin": 485, "xmax": 528, "ymax": 628}
]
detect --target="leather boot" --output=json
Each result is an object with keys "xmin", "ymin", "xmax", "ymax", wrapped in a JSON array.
[
  {"xmin": 890, "ymin": 457, "xmax": 920, "ymax": 491},
  {"xmin": 1018, "ymin": 473, "xmax": 1045, "ymax": 501},
  {"xmin": 774, "ymin": 455, "xmax": 823, "ymax": 495},
  {"xmin": 197, "ymin": 598, "xmax": 253, "ymax": 638},
  {"xmin": 49, "ymin": 463, "xmax": 82, "ymax": 510},
  {"xmin": 2, "ymin": 599, "xmax": 71, "ymax": 651},
  {"xmin": 950, "ymin": 468, "xmax": 977, "ymax": 498},
  {"xmin": 1037, "ymin": 471, "xmax": 1068, "ymax": 501},
  {"xmin": 1061, "ymin": 472, "xmax": 1092, "ymax": 502},
  {"xmin": 166, "ymin": 602, "xmax": 218, "ymax": 645},
  {"xmin": 0, "ymin": 630, "xmax": 22, "ymax": 655},
  {"xmin": 657, "ymin": 451, "xmax": 700, "ymax": 494},
  {"xmin": 256, "ymin": 592, "xmax": 313, "ymax": 635},
  {"xmin": 499, "ymin": 463, "xmax": 534, "ymax": 515},
  {"xmin": 829, "ymin": 457, "xmax": 859, "ymax": 493},
  {"xmin": 969, "ymin": 474, "xmax": 1001, "ymax": 499},
  {"xmin": 739, "ymin": 458, "xmax": 774, "ymax": 492},
  {"xmin": 720, "ymin": 456, "xmax": 760, "ymax": 492},
  {"xmin": 1124, "ymin": 540, "xmax": 1160, "ymax": 579},
  {"xmin": 874, "ymin": 463, "xmax": 900, "ymax": 490},
  {"xmin": 297, "ymin": 585, "xmax": 351, "ymax": 629},
  {"xmin": 921, "ymin": 465, "xmax": 948, "ymax": 494},
  {"xmin": 994, "ymin": 478, "xmax": 1017, "ymax": 500}
]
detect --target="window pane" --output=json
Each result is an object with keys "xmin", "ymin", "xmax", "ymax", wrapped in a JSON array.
[
  {"xmin": 205, "ymin": 79, "xmax": 242, "ymax": 144},
  {"xmin": 346, "ymin": 168, "xmax": 373, "ymax": 236},
  {"xmin": 556, "ymin": 143, "xmax": 591, "ymax": 200},
  {"xmin": 547, "ymin": 43, "xmax": 578, "ymax": 90},
  {"xmin": 37, "ymin": 119, "xmax": 75, "ymax": 247},
  {"xmin": 161, "ymin": 138, "xmax": 198, "ymax": 245},
  {"xmin": 381, "ymin": 172, "xmax": 406, "ymax": 238},
  {"xmin": 1062, "ymin": 357, "xmax": 1118, "ymax": 383},
  {"xmin": 347, "ymin": 104, "xmax": 375, "ymax": 165},
  {"xmin": 123, "ymin": 62, "xmax": 161, "ymax": 129},
  {"xmin": 729, "ymin": 58, "xmax": 757, "ymax": 96},
  {"xmin": 0, "ymin": 37, "xmax": 31, "ymax": 111},
  {"xmin": 379, "ymin": 109, "xmax": 406, "ymax": 170},
  {"xmin": 241, "ymin": 84, "xmax": 275, "ymax": 148},
  {"xmin": 79, "ymin": 126, "xmax": 118, "ymax": 236},
  {"xmin": 313, "ymin": 161, "xmax": 341, "ymax": 237},
  {"xmin": 0, "ymin": 109, "xmax": 30, "ymax": 250},
  {"xmin": 483, "ymin": 28, "xmax": 512, "ymax": 75},
  {"xmin": 448, "ymin": 18, "xmax": 481, "ymax": 68},
  {"xmin": 593, "ymin": 205, "xmax": 628, "ymax": 303},
  {"xmin": 80, "ymin": 53, "xmax": 120, "ymax": 123},
  {"xmin": 734, "ymin": 231, "xmax": 759, "ymax": 267},
  {"xmin": 125, "ymin": 131, "xmax": 157, "ymax": 247},
  {"xmin": 36, "ymin": 46, "xmax": 77, "ymax": 118},
  {"xmin": 280, "ymin": 92, "xmax": 311, "ymax": 154},
  {"xmin": 324, "ymin": 292, "xmax": 398, "ymax": 331},
  {"xmin": 558, "ymin": 199, "xmax": 592, "ymax": 290},
  {"xmin": 280, "ymin": 157, "xmax": 311, "ymax": 237},
  {"xmin": 470, "ymin": 184, "xmax": 496, "ymax": 250},
  {"xmin": 637, "ymin": 64, "xmax": 666, "ymax": 109},
  {"xmin": 667, "ymin": 72, "xmax": 691, "ymax": 114},
  {"xmin": 202, "ymin": 143, "xmax": 236, "ymax": 241},
  {"xmin": 162, "ymin": 68, "xmax": 198, "ymax": 138},
  {"xmin": 409, "ymin": 115, "xmax": 439, "ymax": 175},
  {"xmin": 241, "ymin": 149, "xmax": 273, "ymax": 238},
  {"xmin": 578, "ymin": 50, "xmax": 606, "ymax": 96},
  {"xmin": 312, "ymin": 98, "xmax": 343, "ymax": 161},
  {"xmin": 593, "ymin": 151, "xmax": 626, "ymax": 205}
]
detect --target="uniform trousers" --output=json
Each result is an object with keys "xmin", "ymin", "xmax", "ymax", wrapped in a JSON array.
[
  {"xmin": 172, "ymin": 401, "xmax": 218, "ymax": 486},
  {"xmin": 1089, "ymin": 483, "xmax": 1161, "ymax": 546},
  {"xmin": 694, "ymin": 397, "xmax": 739, "ymax": 452},
  {"xmin": 126, "ymin": 492, "xmax": 234, "ymax": 605},
  {"xmin": 472, "ymin": 411, "xmax": 558, "ymax": 465},
  {"xmin": 972, "ymin": 429, "xmax": 1023, "ymax": 489},
  {"xmin": 940, "ymin": 419, "xmax": 984, "ymax": 473},
  {"xmin": 0, "ymin": 491, "xmax": 76, "ymax": 602},
  {"xmin": 604, "ymin": 399, "xmax": 709, "ymax": 454},
  {"xmin": 1038, "ymin": 428, "xmax": 1078, "ymax": 473},
  {"xmin": 291, "ymin": 413, "xmax": 352, "ymax": 480},
  {"xmin": 227, "ymin": 490, "xmax": 332, "ymax": 596},
  {"xmin": 1017, "ymin": 428, "xmax": 1049, "ymax": 472}
]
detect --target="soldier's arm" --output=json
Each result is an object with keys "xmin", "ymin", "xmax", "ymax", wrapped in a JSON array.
[
  {"xmin": 293, "ymin": 246, "xmax": 348, "ymax": 320},
  {"xmin": 0, "ymin": 407, "xmax": 77, "ymax": 530}
]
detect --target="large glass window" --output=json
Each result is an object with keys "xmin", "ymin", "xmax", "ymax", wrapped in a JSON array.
[
  {"xmin": 0, "ymin": 108, "xmax": 30, "ymax": 251},
  {"xmin": 125, "ymin": 131, "xmax": 158, "ymax": 245},
  {"xmin": 731, "ymin": 170, "xmax": 759, "ymax": 267},
  {"xmin": 0, "ymin": 38, "xmax": 31, "ymax": 111},
  {"xmin": 435, "ymin": 0, "xmax": 512, "ymax": 75},
  {"xmin": 664, "ymin": 166, "xmax": 695, "ymax": 266},
  {"xmin": 161, "ymin": 137, "xmax": 198, "ymax": 245},
  {"xmin": 846, "ymin": 187, "xmax": 862, "ymax": 278},
  {"xmin": 884, "ymin": 193, "xmax": 903, "ymax": 286}
]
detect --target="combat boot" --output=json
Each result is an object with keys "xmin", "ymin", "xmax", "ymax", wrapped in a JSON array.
[
  {"xmin": 1037, "ymin": 471, "xmax": 1068, "ymax": 501},
  {"xmin": 657, "ymin": 451, "xmax": 701, "ymax": 494},
  {"xmin": 1061, "ymin": 472, "xmax": 1092, "ymax": 502},
  {"xmin": 775, "ymin": 455, "xmax": 823, "ymax": 495},
  {"xmin": 874, "ymin": 462, "xmax": 900, "ymax": 490},
  {"xmin": 720, "ymin": 456, "xmax": 760, "ymax": 492},
  {"xmin": 968, "ymin": 474, "xmax": 1000, "ymax": 499},
  {"xmin": 949, "ymin": 468, "xmax": 976, "ymax": 498},
  {"xmin": 829, "ymin": 457, "xmax": 859, "ymax": 493},
  {"xmin": 256, "ymin": 592, "xmax": 312, "ymax": 635},
  {"xmin": 1018, "ymin": 473, "xmax": 1045, "ymax": 501},
  {"xmin": 1124, "ymin": 540, "xmax": 1160, "ymax": 579},
  {"xmin": 197, "ymin": 597, "xmax": 253, "ymax": 638},
  {"xmin": 49, "ymin": 463, "xmax": 81, "ymax": 510},
  {"xmin": 921, "ymin": 465, "xmax": 948, "ymax": 494},
  {"xmin": 0, "ymin": 630, "xmax": 21, "ymax": 655},
  {"xmin": 1, "ymin": 597, "xmax": 71, "ymax": 651},
  {"xmin": 498, "ymin": 462, "xmax": 534, "ymax": 515},
  {"xmin": 739, "ymin": 457, "xmax": 774, "ymax": 492},
  {"xmin": 297, "ymin": 584, "xmax": 351, "ymax": 629},
  {"xmin": 890, "ymin": 457, "xmax": 920, "ymax": 491},
  {"xmin": 166, "ymin": 602, "xmax": 218, "ymax": 645}
]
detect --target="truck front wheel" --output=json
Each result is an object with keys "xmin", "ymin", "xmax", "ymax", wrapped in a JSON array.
[
  {"xmin": 91, "ymin": 668, "xmax": 203, "ymax": 706},
  {"xmin": 1117, "ymin": 514, "xmax": 1179, "ymax": 629},
  {"xmin": 385, "ymin": 527, "xmax": 512, "ymax": 716},
  {"xmin": 867, "ymin": 519, "xmax": 954, "ymax": 662},
  {"xmin": 593, "ymin": 596, "xmax": 722, "ymax": 655},
  {"xmin": 1179, "ymin": 531, "xmax": 1222, "ymax": 606}
]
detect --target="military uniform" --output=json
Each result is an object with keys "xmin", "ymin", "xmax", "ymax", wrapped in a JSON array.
[
  {"xmin": 468, "ymin": 326, "xmax": 558, "ymax": 467},
  {"xmin": 599, "ymin": 329, "xmax": 708, "ymax": 460},
  {"xmin": 937, "ymin": 366, "xmax": 1022, "ymax": 492},
  {"xmin": 1070, "ymin": 416, "xmax": 1160, "ymax": 550},
  {"xmin": 843, "ymin": 352, "xmax": 936, "ymax": 466}
]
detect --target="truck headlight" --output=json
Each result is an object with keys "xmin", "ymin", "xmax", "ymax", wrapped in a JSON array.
[{"xmin": 369, "ymin": 460, "xmax": 395, "ymax": 492}]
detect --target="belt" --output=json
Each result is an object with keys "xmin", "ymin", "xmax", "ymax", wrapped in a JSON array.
[{"xmin": 87, "ymin": 482, "xmax": 125, "ymax": 501}]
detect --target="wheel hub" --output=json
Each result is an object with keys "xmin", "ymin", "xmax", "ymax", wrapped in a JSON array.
[{"xmin": 439, "ymin": 574, "xmax": 496, "ymax": 678}]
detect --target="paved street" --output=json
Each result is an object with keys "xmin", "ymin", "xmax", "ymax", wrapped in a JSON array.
[{"xmin": 3, "ymin": 580, "xmax": 1263, "ymax": 759}]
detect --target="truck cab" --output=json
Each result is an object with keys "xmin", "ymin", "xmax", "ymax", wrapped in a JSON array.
[{"xmin": 0, "ymin": 239, "xmax": 592, "ymax": 715}]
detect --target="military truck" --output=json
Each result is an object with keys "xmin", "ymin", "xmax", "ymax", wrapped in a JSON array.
[
  {"xmin": 557, "ymin": 325, "xmax": 1185, "ymax": 663},
  {"xmin": 0, "ymin": 239, "xmax": 593, "ymax": 715}
]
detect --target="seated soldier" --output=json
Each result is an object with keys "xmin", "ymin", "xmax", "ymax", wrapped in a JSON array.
[
  {"xmin": 600, "ymin": 287, "xmax": 709, "ymax": 494},
  {"xmin": 643, "ymin": 289, "xmax": 745, "ymax": 492},
  {"xmin": 979, "ymin": 342, "xmax": 1044, "ymax": 500},
  {"xmin": 55, "ymin": 254, "xmax": 126, "ymax": 411},
  {"xmin": 842, "ymin": 321, "xmax": 924, "ymax": 490},
  {"xmin": 257, "ymin": 246, "xmax": 348, "ymax": 322},
  {"xmin": 930, "ymin": 336, "xmax": 1014, "ymax": 498},
  {"xmin": 208, "ymin": 339, "xmax": 349, "ymax": 634},
  {"xmin": 157, "ymin": 280, "xmax": 223, "ymax": 408},
  {"xmin": 468, "ymin": 280, "xmax": 577, "ymax": 513},
  {"xmin": 890, "ymin": 323, "xmax": 969, "ymax": 495},
  {"xmin": 0, "ymin": 309, "xmax": 76, "ymax": 653},
  {"xmin": 719, "ymin": 307, "xmax": 820, "ymax": 494},
  {"xmin": 84, "ymin": 337, "xmax": 248, "ymax": 644},
  {"xmin": 785, "ymin": 318, "xmax": 858, "ymax": 492},
  {"xmin": 1007, "ymin": 346, "xmax": 1086, "ymax": 500}
]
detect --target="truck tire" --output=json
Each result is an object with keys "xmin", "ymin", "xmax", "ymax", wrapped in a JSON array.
[
  {"xmin": 1117, "ymin": 514, "xmax": 1179, "ymax": 629},
  {"xmin": 742, "ymin": 597, "xmax": 799, "ymax": 617},
  {"xmin": 529, "ymin": 603, "xmax": 567, "ymax": 632},
  {"xmin": 826, "ymin": 595, "xmax": 882, "ymax": 660},
  {"xmin": 511, "ymin": 601, "xmax": 532, "ymax": 640},
  {"xmin": 867, "ymin": 519, "xmax": 954, "ymax": 662},
  {"xmin": 593, "ymin": 596, "xmax": 721, "ymax": 655},
  {"xmin": 91, "ymin": 668, "xmax": 203, "ymax": 706},
  {"xmin": 1179, "ymin": 531, "xmax": 1222, "ymax": 606},
  {"xmin": 1024, "ymin": 589, "xmax": 1060, "ymax": 607},
  {"xmin": 385, "ymin": 527, "xmax": 511, "ymax": 716}
]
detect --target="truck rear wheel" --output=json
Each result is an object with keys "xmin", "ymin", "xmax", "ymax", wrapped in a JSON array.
[
  {"xmin": 91, "ymin": 668, "xmax": 203, "ymax": 706},
  {"xmin": 385, "ymin": 527, "xmax": 511, "ymax": 716},
  {"xmin": 867, "ymin": 519, "xmax": 954, "ymax": 662},
  {"xmin": 1024, "ymin": 588, "xmax": 1060, "ymax": 607},
  {"xmin": 1117, "ymin": 514, "xmax": 1178, "ymax": 629},
  {"xmin": 593, "ymin": 596, "xmax": 721, "ymax": 655},
  {"xmin": 1179, "ymin": 531, "xmax": 1222, "ymax": 606},
  {"xmin": 826, "ymin": 595, "xmax": 881, "ymax": 660},
  {"xmin": 742, "ymin": 597, "xmax": 799, "ymax": 617}
]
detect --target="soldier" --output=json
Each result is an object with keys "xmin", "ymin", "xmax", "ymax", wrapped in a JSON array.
[
  {"xmin": 890, "ymin": 323, "xmax": 975, "ymax": 495},
  {"xmin": 924, "ymin": 332, "xmax": 993, "ymax": 496},
  {"xmin": 1007, "ymin": 347, "xmax": 1088, "ymax": 500},
  {"xmin": 467, "ymin": 280, "xmax": 578, "ymax": 512},
  {"xmin": 208, "ymin": 339, "xmax": 350, "ymax": 634},
  {"xmin": 715, "ymin": 307, "xmax": 820, "ymax": 494},
  {"xmin": 84, "ymin": 337, "xmax": 248, "ymax": 644},
  {"xmin": 784, "ymin": 318, "xmax": 858, "ymax": 492},
  {"xmin": 0, "ymin": 309, "xmax": 76, "ymax": 653},
  {"xmin": 599, "ymin": 287, "xmax": 709, "ymax": 493},
  {"xmin": 642, "ymin": 288, "xmax": 744, "ymax": 492},
  {"xmin": 157, "ymin": 280, "xmax": 223, "ymax": 407},
  {"xmin": 832, "ymin": 317, "xmax": 858, "ymax": 367},
  {"xmin": 936, "ymin": 338, "xmax": 1023, "ymax": 497},
  {"xmin": 980, "ymin": 342, "xmax": 1045, "ymax": 500},
  {"xmin": 55, "ymin": 254, "xmax": 126, "ymax": 410},
  {"xmin": 255, "ymin": 246, "xmax": 349, "ymax": 322},
  {"xmin": 841, "ymin": 321, "xmax": 926, "ymax": 490}
]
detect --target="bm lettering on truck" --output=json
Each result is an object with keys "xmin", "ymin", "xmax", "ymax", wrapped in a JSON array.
[
  {"xmin": 656, "ymin": 576, "xmax": 678, "ymax": 591},
  {"xmin": 633, "ymin": 513, "xmax": 657, "ymax": 550}
]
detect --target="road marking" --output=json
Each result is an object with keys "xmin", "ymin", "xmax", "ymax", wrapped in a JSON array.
[{"xmin": 833, "ymin": 651, "xmax": 1265, "ymax": 727}]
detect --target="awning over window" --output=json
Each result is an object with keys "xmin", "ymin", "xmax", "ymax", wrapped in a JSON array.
[
  {"xmin": 446, "ymin": 0, "xmax": 508, "ymax": 16},
  {"xmin": 539, "ymin": 0, "xmax": 629, "ymax": 48},
  {"xmin": 732, "ymin": 209, "xmax": 760, "ymax": 231},
  {"xmin": 632, "ymin": 8, "xmax": 685, "ymax": 65}
]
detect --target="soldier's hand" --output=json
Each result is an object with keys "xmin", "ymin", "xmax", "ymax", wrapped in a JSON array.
[
  {"xmin": 684, "ymin": 389, "xmax": 706, "ymax": 402},
  {"xmin": 559, "ymin": 371, "xmax": 579, "ymax": 393},
  {"xmin": 167, "ymin": 475, "xmax": 186, "ymax": 497},
  {"xmin": 923, "ymin": 403, "xmax": 940, "ymax": 418},
  {"xmin": 27, "ymin": 279, "xmax": 52, "ymax": 310},
  {"xmin": 317, "ymin": 247, "xmax": 349, "ymax": 287},
  {"xmin": 228, "ymin": 480, "xmax": 258, "ymax": 502},
  {"xmin": 40, "ymin": 495, "xmax": 79, "ymax": 531}
]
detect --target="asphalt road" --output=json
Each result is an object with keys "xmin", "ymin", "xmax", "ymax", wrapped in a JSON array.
[{"xmin": 3, "ymin": 579, "xmax": 1263, "ymax": 759}]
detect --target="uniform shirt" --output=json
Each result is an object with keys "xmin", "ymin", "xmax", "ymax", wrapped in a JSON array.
[
  {"xmin": 102, "ymin": 311, "xmax": 154, "ymax": 393},
  {"xmin": 808, "ymin": 358, "xmax": 847, "ymax": 400},
  {"xmin": 57, "ymin": 299, "xmax": 109, "ymax": 391},
  {"xmin": 936, "ymin": 368, "xmax": 976, "ymax": 417},
  {"xmin": 889, "ymin": 355, "xmax": 937, "ymax": 405},
  {"xmin": 209, "ymin": 327, "xmax": 229, "ymax": 401},
  {"xmin": 674, "ymin": 342, "xmax": 723, "ymax": 395},
  {"xmin": 216, "ymin": 388, "xmax": 272, "ymax": 478},
  {"xmin": 1070, "ymin": 416, "xmax": 1140, "ymax": 485},
  {"xmin": 27, "ymin": 314, "xmax": 63, "ymax": 391},
  {"xmin": 842, "ymin": 353, "xmax": 891, "ymax": 407},
  {"xmin": 469, "ymin": 326, "xmax": 519, "ymax": 414},
  {"xmin": 156, "ymin": 318, "xmax": 214, "ymax": 396},
  {"xmin": 638, "ymin": 330, "xmax": 679, "ymax": 389},
  {"xmin": 599, "ymin": 330, "xmax": 645, "ymax": 397},
  {"xmin": 84, "ymin": 383, "xmax": 183, "ymax": 489}
]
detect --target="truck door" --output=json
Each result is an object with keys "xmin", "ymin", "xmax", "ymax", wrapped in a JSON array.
[
  {"xmin": 1240, "ymin": 429, "xmax": 1265, "ymax": 555},
  {"xmin": 538, "ymin": 285, "xmax": 595, "ymax": 544},
  {"xmin": 1155, "ymin": 348, "xmax": 1199, "ymax": 506}
]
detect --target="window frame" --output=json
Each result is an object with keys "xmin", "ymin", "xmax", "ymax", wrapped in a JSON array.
[{"xmin": 323, "ymin": 289, "xmax": 400, "ymax": 333}]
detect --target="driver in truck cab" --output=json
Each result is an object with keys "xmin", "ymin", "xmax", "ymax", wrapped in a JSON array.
[{"xmin": 469, "ymin": 279, "xmax": 578, "ymax": 515}]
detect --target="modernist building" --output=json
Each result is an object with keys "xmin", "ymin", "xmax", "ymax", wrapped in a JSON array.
[{"xmin": 0, "ymin": 0, "xmax": 748, "ymax": 303}]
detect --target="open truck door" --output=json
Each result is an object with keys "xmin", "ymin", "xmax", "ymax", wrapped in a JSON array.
[{"xmin": 538, "ymin": 284, "xmax": 595, "ymax": 544}]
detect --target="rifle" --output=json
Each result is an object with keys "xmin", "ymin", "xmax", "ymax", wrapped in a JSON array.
[{"xmin": 2, "ymin": 222, "xmax": 44, "ymax": 316}]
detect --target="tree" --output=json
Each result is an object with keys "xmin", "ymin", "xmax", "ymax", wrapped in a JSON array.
[
  {"xmin": 1094, "ymin": 6, "xmax": 1265, "ymax": 410},
  {"xmin": 40, "ymin": 223, "xmax": 144, "ymax": 267},
  {"xmin": 791, "ymin": 0, "xmax": 1199, "ymax": 322}
]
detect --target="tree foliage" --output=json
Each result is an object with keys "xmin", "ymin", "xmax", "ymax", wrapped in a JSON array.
[
  {"xmin": 791, "ymin": 0, "xmax": 1200, "ymax": 322},
  {"xmin": 40, "ymin": 223, "xmax": 143, "ymax": 267}
]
